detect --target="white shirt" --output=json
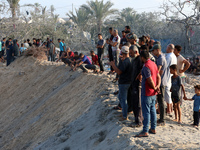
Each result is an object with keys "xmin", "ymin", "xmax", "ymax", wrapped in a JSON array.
[
  {"xmin": 112, "ymin": 35, "xmax": 121, "ymax": 51},
  {"xmin": 165, "ymin": 52, "xmax": 177, "ymax": 87},
  {"xmin": 24, "ymin": 43, "xmax": 29, "ymax": 49}
]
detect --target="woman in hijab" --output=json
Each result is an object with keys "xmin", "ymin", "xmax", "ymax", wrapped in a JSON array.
[
  {"xmin": 12, "ymin": 39, "xmax": 19, "ymax": 59},
  {"xmin": 6, "ymin": 40, "xmax": 14, "ymax": 66}
]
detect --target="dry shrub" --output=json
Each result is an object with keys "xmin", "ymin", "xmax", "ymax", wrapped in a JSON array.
[{"xmin": 25, "ymin": 46, "xmax": 48, "ymax": 61}]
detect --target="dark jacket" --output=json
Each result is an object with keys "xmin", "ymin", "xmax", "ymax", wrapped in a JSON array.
[{"xmin": 13, "ymin": 40, "xmax": 19, "ymax": 56}]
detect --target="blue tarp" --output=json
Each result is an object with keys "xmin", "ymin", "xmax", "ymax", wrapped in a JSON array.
[{"xmin": 154, "ymin": 39, "xmax": 172, "ymax": 53}]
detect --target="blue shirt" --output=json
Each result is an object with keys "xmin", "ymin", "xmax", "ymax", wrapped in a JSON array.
[
  {"xmin": 19, "ymin": 47, "xmax": 27, "ymax": 52},
  {"xmin": 81, "ymin": 55, "xmax": 92, "ymax": 64},
  {"xmin": 192, "ymin": 94, "xmax": 200, "ymax": 112},
  {"xmin": 59, "ymin": 42, "xmax": 64, "ymax": 51},
  {"xmin": 141, "ymin": 66, "xmax": 151, "ymax": 96},
  {"xmin": 155, "ymin": 54, "xmax": 167, "ymax": 86}
]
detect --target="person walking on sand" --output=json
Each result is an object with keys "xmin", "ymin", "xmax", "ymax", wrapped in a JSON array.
[
  {"xmin": 109, "ymin": 46, "xmax": 132, "ymax": 121},
  {"xmin": 135, "ymin": 51, "xmax": 161, "ymax": 137},
  {"xmin": 170, "ymin": 65, "xmax": 186, "ymax": 124},
  {"xmin": 184, "ymin": 85, "xmax": 200, "ymax": 128}
]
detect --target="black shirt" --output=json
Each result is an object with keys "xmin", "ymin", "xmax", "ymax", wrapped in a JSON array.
[
  {"xmin": 131, "ymin": 55, "xmax": 143, "ymax": 83},
  {"xmin": 108, "ymin": 35, "xmax": 114, "ymax": 51},
  {"xmin": 118, "ymin": 57, "xmax": 132, "ymax": 84},
  {"xmin": 120, "ymin": 37, "xmax": 128, "ymax": 46}
]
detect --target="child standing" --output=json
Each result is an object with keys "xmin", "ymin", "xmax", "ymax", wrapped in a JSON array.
[
  {"xmin": 170, "ymin": 65, "xmax": 186, "ymax": 124},
  {"xmin": 184, "ymin": 85, "xmax": 200, "ymax": 127}
]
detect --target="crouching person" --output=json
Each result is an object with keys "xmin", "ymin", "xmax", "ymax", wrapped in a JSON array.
[
  {"xmin": 73, "ymin": 53, "xmax": 92, "ymax": 73},
  {"xmin": 109, "ymin": 46, "xmax": 132, "ymax": 121},
  {"xmin": 85, "ymin": 50, "xmax": 100, "ymax": 73}
]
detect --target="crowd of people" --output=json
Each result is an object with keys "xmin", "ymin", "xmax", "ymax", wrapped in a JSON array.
[
  {"xmin": 1, "ymin": 26, "xmax": 200, "ymax": 138},
  {"xmin": 0, "ymin": 37, "xmax": 51, "ymax": 66}
]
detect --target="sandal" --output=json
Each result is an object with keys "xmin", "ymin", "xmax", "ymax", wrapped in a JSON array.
[
  {"xmin": 129, "ymin": 123, "xmax": 142, "ymax": 128},
  {"xmin": 149, "ymin": 129, "xmax": 156, "ymax": 134},
  {"xmin": 157, "ymin": 120, "xmax": 165, "ymax": 126},
  {"xmin": 113, "ymin": 91, "xmax": 119, "ymax": 95},
  {"xmin": 119, "ymin": 117, "xmax": 129, "ymax": 121},
  {"xmin": 113, "ymin": 106, "xmax": 122, "ymax": 110},
  {"xmin": 112, "ymin": 79, "xmax": 117, "ymax": 83},
  {"xmin": 134, "ymin": 132, "xmax": 149, "ymax": 138}
]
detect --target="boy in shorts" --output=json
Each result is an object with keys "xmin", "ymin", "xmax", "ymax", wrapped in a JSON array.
[
  {"xmin": 170, "ymin": 65, "xmax": 186, "ymax": 124},
  {"xmin": 184, "ymin": 85, "xmax": 200, "ymax": 127}
]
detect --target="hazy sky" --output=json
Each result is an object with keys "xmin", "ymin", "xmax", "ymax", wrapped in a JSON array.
[{"xmin": 16, "ymin": 0, "xmax": 163, "ymax": 18}]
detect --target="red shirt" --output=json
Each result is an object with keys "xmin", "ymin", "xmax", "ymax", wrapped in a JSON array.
[
  {"xmin": 142, "ymin": 59, "xmax": 159, "ymax": 96},
  {"xmin": 69, "ymin": 51, "xmax": 74, "ymax": 58},
  {"xmin": 92, "ymin": 55, "xmax": 98, "ymax": 65}
]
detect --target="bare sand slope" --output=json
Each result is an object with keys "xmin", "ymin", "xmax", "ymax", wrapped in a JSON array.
[
  {"xmin": 35, "ymin": 75, "xmax": 200, "ymax": 150},
  {"xmin": 1, "ymin": 57, "xmax": 200, "ymax": 150},
  {"xmin": 0, "ymin": 57, "xmax": 108, "ymax": 150}
]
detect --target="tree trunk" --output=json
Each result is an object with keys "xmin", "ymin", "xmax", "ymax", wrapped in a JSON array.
[
  {"xmin": 11, "ymin": 7, "xmax": 16, "ymax": 19},
  {"xmin": 97, "ymin": 20, "xmax": 101, "ymax": 33}
]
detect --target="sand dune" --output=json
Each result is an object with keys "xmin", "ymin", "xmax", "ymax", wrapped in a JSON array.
[
  {"xmin": 0, "ymin": 57, "xmax": 108, "ymax": 150},
  {"xmin": 0, "ymin": 57, "xmax": 200, "ymax": 150}
]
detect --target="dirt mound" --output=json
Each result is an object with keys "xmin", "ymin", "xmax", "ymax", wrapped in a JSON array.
[
  {"xmin": 25, "ymin": 47, "xmax": 48, "ymax": 61},
  {"xmin": 0, "ymin": 56, "xmax": 108, "ymax": 150}
]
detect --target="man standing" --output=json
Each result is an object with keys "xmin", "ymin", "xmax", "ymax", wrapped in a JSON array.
[
  {"xmin": 109, "ymin": 46, "xmax": 132, "ymax": 121},
  {"xmin": 125, "ymin": 26, "xmax": 131, "ymax": 32},
  {"xmin": 58, "ymin": 39, "xmax": 65, "ymax": 58},
  {"xmin": 110, "ymin": 29, "xmax": 121, "ymax": 67},
  {"xmin": 135, "ymin": 51, "xmax": 161, "ymax": 137},
  {"xmin": 119, "ymin": 30, "xmax": 128, "ymax": 49},
  {"xmin": 151, "ymin": 44, "xmax": 167, "ymax": 126},
  {"xmin": 129, "ymin": 45, "xmax": 143, "ymax": 127},
  {"xmin": 106, "ymin": 27, "xmax": 114, "ymax": 73},
  {"xmin": 96, "ymin": 33, "xmax": 105, "ymax": 73},
  {"xmin": 165, "ymin": 44, "xmax": 177, "ymax": 115},
  {"xmin": 62, "ymin": 39, "xmax": 67, "ymax": 51},
  {"xmin": 47, "ymin": 38, "xmax": 50, "ymax": 50},
  {"xmin": 49, "ymin": 40, "xmax": 56, "ymax": 62}
]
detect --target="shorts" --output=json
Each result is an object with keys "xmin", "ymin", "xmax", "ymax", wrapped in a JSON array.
[
  {"xmin": 172, "ymin": 97, "xmax": 180, "ymax": 103},
  {"xmin": 164, "ymin": 86, "xmax": 172, "ymax": 104},
  {"xmin": 0, "ymin": 51, "xmax": 2, "ymax": 58}
]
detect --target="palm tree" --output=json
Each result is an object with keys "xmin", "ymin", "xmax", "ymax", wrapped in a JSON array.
[
  {"xmin": 7, "ymin": 0, "xmax": 20, "ymax": 19},
  {"xmin": 81, "ymin": 0, "xmax": 118, "ymax": 33},
  {"xmin": 34, "ymin": 3, "xmax": 41, "ymax": 15},
  {"xmin": 67, "ymin": 8, "xmax": 90, "ymax": 31},
  {"xmin": 50, "ymin": 5, "xmax": 55, "ymax": 17},
  {"xmin": 120, "ymin": 8, "xmax": 140, "ymax": 26}
]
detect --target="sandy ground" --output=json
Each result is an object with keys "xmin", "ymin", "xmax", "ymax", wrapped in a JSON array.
[{"xmin": 0, "ymin": 57, "xmax": 200, "ymax": 150}]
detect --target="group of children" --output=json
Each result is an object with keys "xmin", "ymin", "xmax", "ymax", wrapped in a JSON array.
[{"xmin": 170, "ymin": 64, "xmax": 200, "ymax": 127}]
